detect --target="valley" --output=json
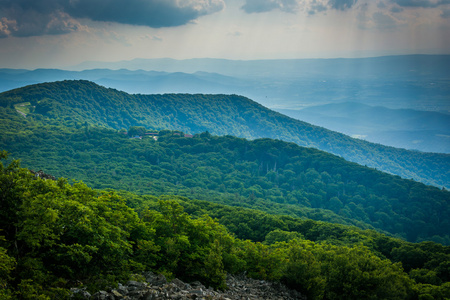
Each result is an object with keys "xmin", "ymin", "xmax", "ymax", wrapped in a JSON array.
[{"xmin": 276, "ymin": 102, "xmax": 450, "ymax": 153}]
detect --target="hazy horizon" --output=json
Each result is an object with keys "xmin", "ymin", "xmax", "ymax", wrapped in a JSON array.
[{"xmin": 1, "ymin": 0, "xmax": 449, "ymax": 69}]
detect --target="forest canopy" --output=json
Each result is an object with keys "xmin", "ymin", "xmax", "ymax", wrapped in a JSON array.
[
  {"xmin": 0, "ymin": 116, "xmax": 448, "ymax": 245},
  {"xmin": 1, "ymin": 152, "xmax": 449, "ymax": 299},
  {"xmin": 0, "ymin": 80, "xmax": 449, "ymax": 299}
]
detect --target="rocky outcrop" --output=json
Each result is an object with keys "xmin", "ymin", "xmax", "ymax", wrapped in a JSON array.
[
  {"xmin": 30, "ymin": 169, "xmax": 56, "ymax": 180},
  {"xmin": 70, "ymin": 272, "xmax": 306, "ymax": 300}
]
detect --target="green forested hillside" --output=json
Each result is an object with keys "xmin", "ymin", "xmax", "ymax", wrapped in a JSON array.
[
  {"xmin": 0, "ymin": 106, "xmax": 449, "ymax": 245},
  {"xmin": 1, "ymin": 153, "xmax": 449, "ymax": 299},
  {"xmin": 1, "ymin": 80, "xmax": 450, "ymax": 299},
  {"xmin": 0, "ymin": 80, "xmax": 448, "ymax": 188}
]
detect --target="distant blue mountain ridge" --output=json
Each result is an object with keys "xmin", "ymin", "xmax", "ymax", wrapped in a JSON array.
[
  {"xmin": 1, "ymin": 55, "xmax": 449, "ymax": 112},
  {"xmin": 1, "ymin": 55, "xmax": 448, "ymax": 154}
]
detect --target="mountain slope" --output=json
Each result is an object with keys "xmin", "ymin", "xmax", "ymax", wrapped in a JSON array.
[
  {"xmin": 0, "ymin": 80, "xmax": 449, "ymax": 189},
  {"xmin": 1, "ymin": 111, "xmax": 449, "ymax": 244}
]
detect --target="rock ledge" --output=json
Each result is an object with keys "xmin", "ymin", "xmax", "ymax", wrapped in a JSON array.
[{"xmin": 70, "ymin": 272, "xmax": 306, "ymax": 300}]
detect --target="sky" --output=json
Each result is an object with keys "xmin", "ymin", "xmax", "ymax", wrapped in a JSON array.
[{"xmin": 0, "ymin": 0, "xmax": 449, "ymax": 69}]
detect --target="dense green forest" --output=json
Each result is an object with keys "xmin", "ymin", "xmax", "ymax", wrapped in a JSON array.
[
  {"xmin": 0, "ymin": 107, "xmax": 449, "ymax": 244},
  {"xmin": 0, "ymin": 80, "xmax": 448, "ymax": 188},
  {"xmin": 1, "ymin": 153, "xmax": 449, "ymax": 299},
  {"xmin": 0, "ymin": 80, "xmax": 449, "ymax": 299}
]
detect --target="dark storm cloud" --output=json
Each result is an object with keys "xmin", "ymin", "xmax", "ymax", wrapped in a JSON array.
[
  {"xmin": 0, "ymin": 0, "xmax": 84, "ymax": 37},
  {"xmin": 0, "ymin": 0, "xmax": 224, "ymax": 38},
  {"xmin": 64, "ymin": 0, "xmax": 224, "ymax": 28},
  {"xmin": 390, "ymin": 0, "xmax": 450, "ymax": 8}
]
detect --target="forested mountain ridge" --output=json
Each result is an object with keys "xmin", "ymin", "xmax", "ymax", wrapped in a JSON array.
[
  {"xmin": 1, "ymin": 152, "xmax": 450, "ymax": 299},
  {"xmin": 0, "ymin": 105, "xmax": 449, "ymax": 245},
  {"xmin": 0, "ymin": 80, "xmax": 449, "ymax": 189},
  {"xmin": 1, "ymin": 79, "xmax": 450, "ymax": 298}
]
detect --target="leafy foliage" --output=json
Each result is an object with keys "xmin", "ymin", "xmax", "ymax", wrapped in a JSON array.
[
  {"xmin": 0, "ymin": 112, "xmax": 448, "ymax": 244},
  {"xmin": 0, "ymin": 154, "xmax": 449, "ymax": 299}
]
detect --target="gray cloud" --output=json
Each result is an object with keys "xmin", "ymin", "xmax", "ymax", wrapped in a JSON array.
[
  {"xmin": 64, "ymin": 0, "xmax": 225, "ymax": 27},
  {"xmin": 241, "ymin": 0, "xmax": 299, "ymax": 13},
  {"xmin": 0, "ymin": 0, "xmax": 225, "ymax": 38},
  {"xmin": 442, "ymin": 8, "xmax": 450, "ymax": 17},
  {"xmin": 390, "ymin": 0, "xmax": 450, "ymax": 8},
  {"xmin": 0, "ymin": 1, "xmax": 84, "ymax": 37},
  {"xmin": 241, "ymin": 0, "xmax": 359, "ymax": 14},
  {"xmin": 372, "ymin": 11, "xmax": 398, "ymax": 29},
  {"xmin": 328, "ymin": 0, "xmax": 358, "ymax": 10},
  {"xmin": 0, "ymin": 17, "xmax": 16, "ymax": 38},
  {"xmin": 390, "ymin": 6, "xmax": 404, "ymax": 13},
  {"xmin": 241, "ymin": 0, "xmax": 279, "ymax": 13},
  {"xmin": 308, "ymin": 0, "xmax": 328, "ymax": 15}
]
